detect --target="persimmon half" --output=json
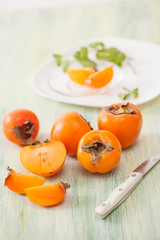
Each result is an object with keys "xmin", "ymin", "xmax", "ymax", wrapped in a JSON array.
[
  {"xmin": 51, "ymin": 111, "xmax": 93, "ymax": 155},
  {"xmin": 25, "ymin": 182, "xmax": 70, "ymax": 206},
  {"xmin": 5, "ymin": 167, "xmax": 45, "ymax": 194},
  {"xmin": 66, "ymin": 67, "xmax": 97, "ymax": 85},
  {"xmin": 77, "ymin": 130, "xmax": 121, "ymax": 173},
  {"xmin": 3, "ymin": 109, "xmax": 39, "ymax": 145},
  {"xmin": 85, "ymin": 66, "xmax": 113, "ymax": 88},
  {"xmin": 20, "ymin": 140, "xmax": 66, "ymax": 177},
  {"xmin": 98, "ymin": 102, "xmax": 143, "ymax": 149}
]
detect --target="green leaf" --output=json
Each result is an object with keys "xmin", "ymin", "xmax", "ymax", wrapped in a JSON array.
[
  {"xmin": 132, "ymin": 88, "xmax": 138, "ymax": 98},
  {"xmin": 118, "ymin": 92, "xmax": 131, "ymax": 100},
  {"xmin": 63, "ymin": 60, "xmax": 70, "ymax": 72},
  {"xmin": 53, "ymin": 54, "xmax": 62, "ymax": 66},
  {"xmin": 118, "ymin": 88, "xmax": 139, "ymax": 100},
  {"xmin": 96, "ymin": 48, "xmax": 126, "ymax": 67},
  {"xmin": 89, "ymin": 42, "xmax": 105, "ymax": 49},
  {"xmin": 74, "ymin": 47, "xmax": 97, "ymax": 67}
]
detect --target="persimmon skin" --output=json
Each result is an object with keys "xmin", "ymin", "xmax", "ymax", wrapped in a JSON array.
[
  {"xmin": 98, "ymin": 103, "xmax": 143, "ymax": 149},
  {"xmin": 51, "ymin": 111, "xmax": 92, "ymax": 155},
  {"xmin": 5, "ymin": 168, "xmax": 45, "ymax": 194},
  {"xmin": 25, "ymin": 182, "xmax": 70, "ymax": 206},
  {"xmin": 3, "ymin": 109, "xmax": 39, "ymax": 145},
  {"xmin": 20, "ymin": 140, "xmax": 66, "ymax": 177},
  {"xmin": 77, "ymin": 130, "xmax": 121, "ymax": 173}
]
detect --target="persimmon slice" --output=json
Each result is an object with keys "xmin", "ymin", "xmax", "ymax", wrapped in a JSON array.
[
  {"xmin": 25, "ymin": 182, "xmax": 70, "ymax": 206},
  {"xmin": 5, "ymin": 167, "xmax": 45, "ymax": 194},
  {"xmin": 85, "ymin": 66, "xmax": 113, "ymax": 88},
  {"xmin": 20, "ymin": 140, "xmax": 66, "ymax": 177},
  {"xmin": 66, "ymin": 67, "xmax": 97, "ymax": 85}
]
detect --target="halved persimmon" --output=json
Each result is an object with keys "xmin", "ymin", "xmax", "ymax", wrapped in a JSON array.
[
  {"xmin": 66, "ymin": 67, "xmax": 97, "ymax": 85},
  {"xmin": 25, "ymin": 182, "xmax": 70, "ymax": 206},
  {"xmin": 20, "ymin": 140, "xmax": 66, "ymax": 177},
  {"xmin": 77, "ymin": 129, "xmax": 121, "ymax": 173},
  {"xmin": 98, "ymin": 102, "xmax": 143, "ymax": 149},
  {"xmin": 85, "ymin": 66, "xmax": 113, "ymax": 88},
  {"xmin": 5, "ymin": 167, "xmax": 45, "ymax": 194}
]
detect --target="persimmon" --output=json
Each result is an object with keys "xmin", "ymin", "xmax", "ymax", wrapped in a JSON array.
[
  {"xmin": 85, "ymin": 66, "xmax": 113, "ymax": 88},
  {"xmin": 3, "ymin": 109, "xmax": 39, "ymax": 145},
  {"xmin": 98, "ymin": 102, "xmax": 143, "ymax": 149},
  {"xmin": 5, "ymin": 167, "xmax": 45, "ymax": 194},
  {"xmin": 77, "ymin": 130, "xmax": 121, "ymax": 173},
  {"xmin": 20, "ymin": 140, "xmax": 66, "ymax": 177},
  {"xmin": 66, "ymin": 67, "xmax": 97, "ymax": 85},
  {"xmin": 25, "ymin": 182, "xmax": 70, "ymax": 206},
  {"xmin": 51, "ymin": 111, "xmax": 93, "ymax": 155}
]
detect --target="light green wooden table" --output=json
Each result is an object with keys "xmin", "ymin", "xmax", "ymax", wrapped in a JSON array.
[{"xmin": 1, "ymin": 0, "xmax": 160, "ymax": 239}]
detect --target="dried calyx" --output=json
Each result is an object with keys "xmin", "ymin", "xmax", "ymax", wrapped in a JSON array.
[
  {"xmin": 12, "ymin": 119, "xmax": 35, "ymax": 145},
  {"xmin": 32, "ymin": 139, "xmax": 50, "ymax": 146},
  {"xmin": 4, "ymin": 167, "xmax": 14, "ymax": 186},
  {"xmin": 59, "ymin": 182, "xmax": 71, "ymax": 191},
  {"xmin": 82, "ymin": 140, "xmax": 114, "ymax": 165},
  {"xmin": 80, "ymin": 114, "xmax": 93, "ymax": 130},
  {"xmin": 103, "ymin": 102, "xmax": 136, "ymax": 115}
]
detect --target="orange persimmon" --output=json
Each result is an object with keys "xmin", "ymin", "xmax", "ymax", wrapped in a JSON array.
[
  {"xmin": 25, "ymin": 182, "xmax": 70, "ymax": 206},
  {"xmin": 98, "ymin": 102, "xmax": 143, "ymax": 149},
  {"xmin": 20, "ymin": 140, "xmax": 66, "ymax": 177},
  {"xmin": 51, "ymin": 111, "xmax": 93, "ymax": 155},
  {"xmin": 77, "ymin": 130, "xmax": 121, "ymax": 173},
  {"xmin": 85, "ymin": 66, "xmax": 113, "ymax": 88},
  {"xmin": 66, "ymin": 67, "xmax": 97, "ymax": 85},
  {"xmin": 3, "ymin": 109, "xmax": 39, "ymax": 145},
  {"xmin": 5, "ymin": 167, "xmax": 45, "ymax": 194}
]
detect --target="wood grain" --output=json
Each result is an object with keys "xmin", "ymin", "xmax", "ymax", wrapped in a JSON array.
[{"xmin": 0, "ymin": 0, "xmax": 160, "ymax": 239}]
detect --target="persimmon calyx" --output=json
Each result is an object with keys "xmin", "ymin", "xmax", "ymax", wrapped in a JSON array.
[
  {"xmin": 80, "ymin": 115, "xmax": 93, "ymax": 130},
  {"xmin": 32, "ymin": 139, "xmax": 50, "ymax": 146},
  {"xmin": 59, "ymin": 182, "xmax": 71, "ymax": 191},
  {"xmin": 82, "ymin": 140, "xmax": 114, "ymax": 165},
  {"xmin": 12, "ymin": 119, "xmax": 35, "ymax": 145},
  {"xmin": 4, "ymin": 166, "xmax": 14, "ymax": 186},
  {"xmin": 103, "ymin": 103, "xmax": 136, "ymax": 115}
]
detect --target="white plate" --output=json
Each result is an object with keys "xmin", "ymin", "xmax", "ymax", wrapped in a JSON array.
[{"xmin": 31, "ymin": 37, "xmax": 160, "ymax": 107}]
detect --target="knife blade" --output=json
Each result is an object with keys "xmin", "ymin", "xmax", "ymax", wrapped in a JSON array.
[{"xmin": 95, "ymin": 153, "xmax": 160, "ymax": 219}]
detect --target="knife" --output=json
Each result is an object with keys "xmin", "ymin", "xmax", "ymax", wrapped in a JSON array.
[{"xmin": 95, "ymin": 153, "xmax": 160, "ymax": 219}]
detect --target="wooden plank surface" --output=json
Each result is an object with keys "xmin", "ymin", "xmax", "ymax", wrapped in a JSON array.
[{"xmin": 0, "ymin": 0, "xmax": 160, "ymax": 239}]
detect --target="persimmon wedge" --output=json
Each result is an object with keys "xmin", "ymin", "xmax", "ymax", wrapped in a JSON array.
[
  {"xmin": 20, "ymin": 140, "xmax": 66, "ymax": 177},
  {"xmin": 5, "ymin": 167, "xmax": 45, "ymax": 194},
  {"xmin": 66, "ymin": 67, "xmax": 97, "ymax": 85},
  {"xmin": 85, "ymin": 66, "xmax": 113, "ymax": 88},
  {"xmin": 25, "ymin": 182, "xmax": 70, "ymax": 206}
]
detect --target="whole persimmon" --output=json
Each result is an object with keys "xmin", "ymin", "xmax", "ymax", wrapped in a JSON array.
[
  {"xmin": 77, "ymin": 130, "xmax": 121, "ymax": 173},
  {"xmin": 98, "ymin": 102, "xmax": 143, "ymax": 149},
  {"xmin": 3, "ymin": 109, "xmax": 39, "ymax": 145},
  {"xmin": 50, "ymin": 111, "xmax": 93, "ymax": 155}
]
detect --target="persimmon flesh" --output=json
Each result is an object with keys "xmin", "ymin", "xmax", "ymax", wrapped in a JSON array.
[
  {"xmin": 66, "ymin": 67, "xmax": 97, "ymax": 85},
  {"xmin": 77, "ymin": 130, "xmax": 121, "ymax": 173},
  {"xmin": 98, "ymin": 102, "xmax": 143, "ymax": 149},
  {"xmin": 20, "ymin": 140, "xmax": 66, "ymax": 177},
  {"xmin": 25, "ymin": 182, "xmax": 70, "ymax": 206},
  {"xmin": 85, "ymin": 66, "xmax": 113, "ymax": 88},
  {"xmin": 5, "ymin": 167, "xmax": 45, "ymax": 194},
  {"xmin": 51, "ymin": 111, "xmax": 92, "ymax": 155}
]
